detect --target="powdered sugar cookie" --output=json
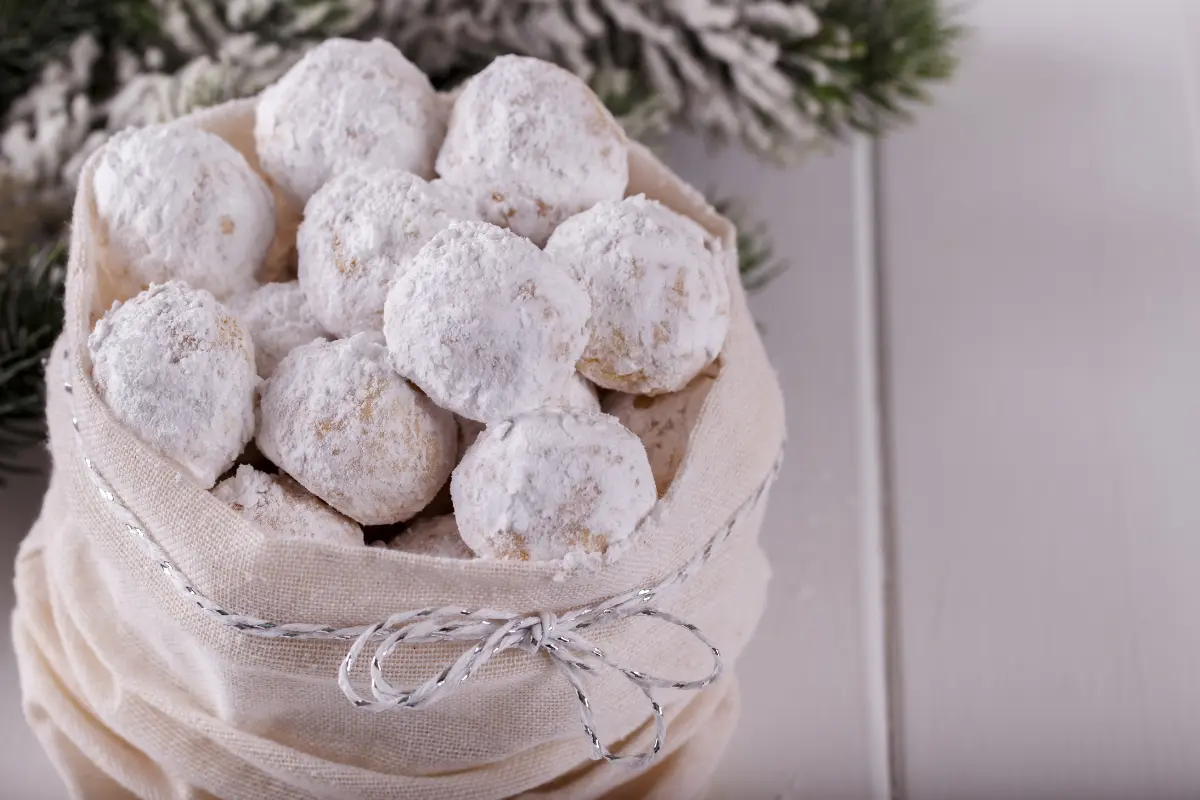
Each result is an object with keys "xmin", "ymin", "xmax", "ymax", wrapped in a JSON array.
[
  {"xmin": 88, "ymin": 281, "xmax": 257, "ymax": 488},
  {"xmin": 545, "ymin": 195, "xmax": 730, "ymax": 394},
  {"xmin": 297, "ymin": 168, "xmax": 475, "ymax": 337},
  {"xmin": 451, "ymin": 408, "xmax": 655, "ymax": 562},
  {"xmin": 377, "ymin": 514, "xmax": 473, "ymax": 559},
  {"xmin": 255, "ymin": 38, "xmax": 443, "ymax": 204},
  {"xmin": 384, "ymin": 221, "xmax": 591, "ymax": 423},
  {"xmin": 92, "ymin": 124, "xmax": 274, "ymax": 300},
  {"xmin": 214, "ymin": 465, "xmax": 363, "ymax": 546},
  {"xmin": 227, "ymin": 281, "xmax": 327, "ymax": 378},
  {"xmin": 435, "ymin": 55, "xmax": 628, "ymax": 245},
  {"xmin": 256, "ymin": 334, "xmax": 456, "ymax": 525},
  {"xmin": 602, "ymin": 365, "xmax": 719, "ymax": 497}
]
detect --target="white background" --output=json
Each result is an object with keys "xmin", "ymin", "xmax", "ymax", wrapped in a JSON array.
[{"xmin": 4, "ymin": 0, "xmax": 1200, "ymax": 796}]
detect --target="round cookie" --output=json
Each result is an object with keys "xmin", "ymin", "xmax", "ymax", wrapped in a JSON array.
[
  {"xmin": 227, "ymin": 280, "xmax": 327, "ymax": 378},
  {"xmin": 297, "ymin": 168, "xmax": 476, "ymax": 337},
  {"xmin": 255, "ymin": 38, "xmax": 443, "ymax": 204},
  {"xmin": 545, "ymin": 195, "xmax": 730, "ymax": 395},
  {"xmin": 384, "ymin": 221, "xmax": 591, "ymax": 423},
  {"xmin": 256, "ymin": 334, "xmax": 456, "ymax": 525},
  {"xmin": 455, "ymin": 373, "xmax": 600, "ymax": 458},
  {"xmin": 602, "ymin": 365, "xmax": 719, "ymax": 497},
  {"xmin": 378, "ymin": 515, "xmax": 473, "ymax": 559},
  {"xmin": 88, "ymin": 281, "xmax": 257, "ymax": 488},
  {"xmin": 451, "ymin": 408, "xmax": 655, "ymax": 562},
  {"xmin": 213, "ymin": 465, "xmax": 363, "ymax": 546},
  {"xmin": 92, "ymin": 124, "xmax": 274, "ymax": 300},
  {"xmin": 435, "ymin": 55, "xmax": 628, "ymax": 245}
]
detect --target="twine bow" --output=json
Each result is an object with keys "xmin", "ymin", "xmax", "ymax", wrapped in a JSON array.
[
  {"xmin": 62, "ymin": 349, "xmax": 780, "ymax": 768},
  {"xmin": 337, "ymin": 594, "xmax": 722, "ymax": 767}
]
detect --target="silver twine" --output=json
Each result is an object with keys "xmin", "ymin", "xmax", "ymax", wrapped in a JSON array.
[{"xmin": 62, "ymin": 348, "xmax": 781, "ymax": 768}]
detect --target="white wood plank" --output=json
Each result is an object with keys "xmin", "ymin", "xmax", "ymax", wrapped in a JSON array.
[
  {"xmin": 659, "ymin": 135, "xmax": 887, "ymax": 799},
  {"xmin": 880, "ymin": 1, "xmax": 1200, "ymax": 797}
]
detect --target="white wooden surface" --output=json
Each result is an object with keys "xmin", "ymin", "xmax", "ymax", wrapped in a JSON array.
[
  {"xmin": 7, "ymin": 0, "xmax": 1200, "ymax": 795},
  {"xmin": 880, "ymin": 0, "xmax": 1200, "ymax": 797}
]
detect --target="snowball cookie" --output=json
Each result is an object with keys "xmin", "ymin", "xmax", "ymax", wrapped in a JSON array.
[
  {"xmin": 227, "ymin": 281, "xmax": 326, "ymax": 378},
  {"xmin": 545, "ymin": 195, "xmax": 730, "ymax": 395},
  {"xmin": 455, "ymin": 373, "xmax": 600, "ymax": 458},
  {"xmin": 379, "ymin": 515, "xmax": 473, "ymax": 559},
  {"xmin": 255, "ymin": 38, "xmax": 443, "ymax": 204},
  {"xmin": 88, "ymin": 281, "xmax": 257, "ymax": 488},
  {"xmin": 92, "ymin": 124, "xmax": 274, "ymax": 300},
  {"xmin": 384, "ymin": 221, "xmax": 591, "ymax": 423},
  {"xmin": 256, "ymin": 334, "xmax": 457, "ymax": 525},
  {"xmin": 452, "ymin": 409, "xmax": 655, "ymax": 562},
  {"xmin": 602, "ymin": 365, "xmax": 719, "ymax": 497},
  {"xmin": 435, "ymin": 55, "xmax": 628, "ymax": 246},
  {"xmin": 297, "ymin": 168, "xmax": 476, "ymax": 337},
  {"xmin": 214, "ymin": 465, "xmax": 363, "ymax": 546}
]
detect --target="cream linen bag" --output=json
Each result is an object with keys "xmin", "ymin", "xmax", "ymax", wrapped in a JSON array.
[{"xmin": 12, "ymin": 98, "xmax": 786, "ymax": 800}]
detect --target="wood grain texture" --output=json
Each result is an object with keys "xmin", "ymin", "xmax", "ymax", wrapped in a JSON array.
[
  {"xmin": 659, "ymin": 135, "xmax": 888, "ymax": 800},
  {"xmin": 880, "ymin": 1, "xmax": 1200, "ymax": 797}
]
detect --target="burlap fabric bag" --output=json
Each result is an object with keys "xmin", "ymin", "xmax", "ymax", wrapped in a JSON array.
[{"xmin": 11, "ymin": 98, "xmax": 786, "ymax": 800}]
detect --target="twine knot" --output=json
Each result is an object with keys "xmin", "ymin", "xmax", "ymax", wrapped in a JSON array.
[{"xmin": 528, "ymin": 610, "xmax": 558, "ymax": 650}]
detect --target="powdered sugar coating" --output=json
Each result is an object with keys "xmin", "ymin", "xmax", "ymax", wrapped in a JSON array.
[
  {"xmin": 378, "ymin": 515, "xmax": 473, "ymax": 559},
  {"xmin": 545, "ymin": 195, "xmax": 730, "ymax": 394},
  {"xmin": 88, "ymin": 281, "xmax": 258, "ymax": 488},
  {"xmin": 227, "ymin": 281, "xmax": 327, "ymax": 378},
  {"xmin": 255, "ymin": 39, "xmax": 443, "ymax": 204},
  {"xmin": 455, "ymin": 372, "xmax": 600, "ymax": 458},
  {"xmin": 256, "ymin": 334, "xmax": 456, "ymax": 525},
  {"xmin": 297, "ymin": 168, "xmax": 477, "ymax": 337},
  {"xmin": 451, "ymin": 409, "xmax": 655, "ymax": 562},
  {"xmin": 602, "ymin": 365, "xmax": 719, "ymax": 497},
  {"xmin": 92, "ymin": 124, "xmax": 274, "ymax": 300},
  {"xmin": 562, "ymin": 372, "xmax": 601, "ymax": 411},
  {"xmin": 213, "ymin": 465, "xmax": 363, "ymax": 546},
  {"xmin": 384, "ymin": 221, "xmax": 591, "ymax": 423},
  {"xmin": 435, "ymin": 55, "xmax": 628, "ymax": 246}
]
